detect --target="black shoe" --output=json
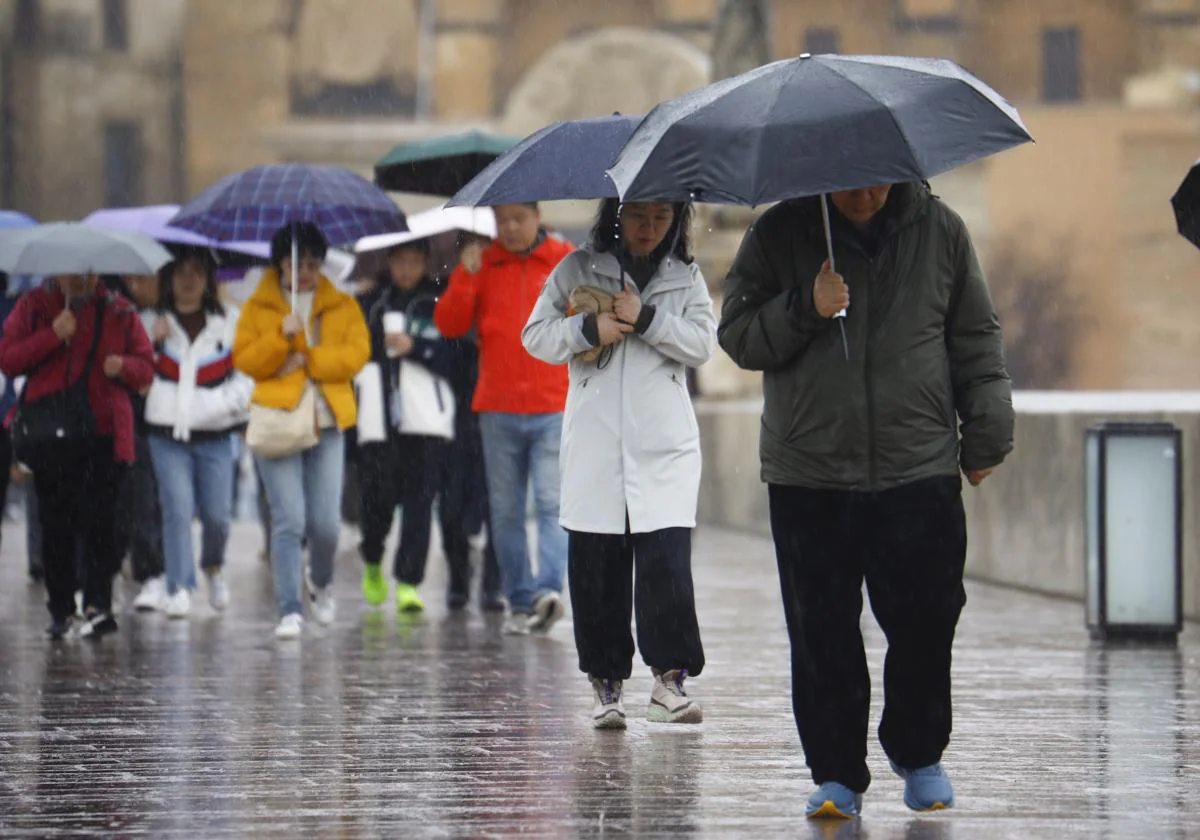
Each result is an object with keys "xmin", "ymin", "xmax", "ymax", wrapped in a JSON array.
[
  {"xmin": 481, "ymin": 591, "xmax": 507, "ymax": 613},
  {"xmin": 446, "ymin": 588, "xmax": 469, "ymax": 611},
  {"xmin": 46, "ymin": 617, "xmax": 73, "ymax": 640},
  {"xmin": 78, "ymin": 612, "xmax": 118, "ymax": 640}
]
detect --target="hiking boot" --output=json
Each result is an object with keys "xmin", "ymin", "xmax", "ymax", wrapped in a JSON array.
[
  {"xmin": 891, "ymin": 761, "xmax": 955, "ymax": 812},
  {"xmin": 806, "ymin": 782, "xmax": 863, "ymax": 820},
  {"xmin": 648, "ymin": 668, "xmax": 703, "ymax": 724},
  {"xmin": 361, "ymin": 563, "xmax": 388, "ymax": 607},
  {"xmin": 590, "ymin": 677, "xmax": 627, "ymax": 730}
]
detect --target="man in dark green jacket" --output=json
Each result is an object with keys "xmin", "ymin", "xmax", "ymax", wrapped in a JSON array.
[{"xmin": 719, "ymin": 182, "xmax": 1013, "ymax": 820}]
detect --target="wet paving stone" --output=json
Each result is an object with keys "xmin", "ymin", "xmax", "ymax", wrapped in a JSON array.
[{"xmin": 0, "ymin": 523, "xmax": 1197, "ymax": 837}]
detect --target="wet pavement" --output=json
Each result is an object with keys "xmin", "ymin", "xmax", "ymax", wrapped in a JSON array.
[{"xmin": 0, "ymin": 520, "xmax": 1198, "ymax": 838}]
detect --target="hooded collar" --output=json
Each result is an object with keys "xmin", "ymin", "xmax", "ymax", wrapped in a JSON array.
[
  {"xmin": 583, "ymin": 247, "xmax": 695, "ymax": 296},
  {"xmin": 252, "ymin": 267, "xmax": 342, "ymax": 315},
  {"xmin": 791, "ymin": 182, "xmax": 930, "ymax": 254}
]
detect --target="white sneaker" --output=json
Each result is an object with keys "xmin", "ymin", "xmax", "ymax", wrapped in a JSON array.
[
  {"xmin": 205, "ymin": 570, "xmax": 230, "ymax": 612},
  {"xmin": 133, "ymin": 576, "xmax": 167, "ymax": 612},
  {"xmin": 503, "ymin": 613, "xmax": 531, "ymax": 636},
  {"xmin": 648, "ymin": 669, "xmax": 703, "ymax": 724},
  {"xmin": 590, "ymin": 677, "xmax": 627, "ymax": 730},
  {"xmin": 528, "ymin": 592, "xmax": 565, "ymax": 634},
  {"xmin": 165, "ymin": 588, "xmax": 191, "ymax": 619},
  {"xmin": 275, "ymin": 613, "xmax": 303, "ymax": 639},
  {"xmin": 311, "ymin": 587, "xmax": 336, "ymax": 626}
]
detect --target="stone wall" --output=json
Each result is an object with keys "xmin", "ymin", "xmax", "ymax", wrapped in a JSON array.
[{"xmin": 694, "ymin": 393, "xmax": 1200, "ymax": 622}]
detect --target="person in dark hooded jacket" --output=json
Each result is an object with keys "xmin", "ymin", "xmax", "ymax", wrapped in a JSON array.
[
  {"xmin": 358, "ymin": 239, "xmax": 456, "ymax": 614},
  {"xmin": 719, "ymin": 182, "xmax": 1013, "ymax": 819}
]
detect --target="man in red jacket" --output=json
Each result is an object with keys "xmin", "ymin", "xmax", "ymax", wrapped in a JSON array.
[
  {"xmin": 0, "ymin": 274, "xmax": 155, "ymax": 640},
  {"xmin": 434, "ymin": 203, "xmax": 573, "ymax": 636}
]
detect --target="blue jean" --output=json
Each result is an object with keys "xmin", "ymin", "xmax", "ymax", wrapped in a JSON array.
[
  {"xmin": 478, "ymin": 412, "xmax": 567, "ymax": 612},
  {"xmin": 148, "ymin": 433, "xmax": 237, "ymax": 595},
  {"xmin": 254, "ymin": 429, "xmax": 344, "ymax": 618}
]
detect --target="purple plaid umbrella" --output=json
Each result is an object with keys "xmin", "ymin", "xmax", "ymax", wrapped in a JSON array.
[
  {"xmin": 82, "ymin": 204, "xmax": 269, "ymax": 261},
  {"xmin": 170, "ymin": 164, "xmax": 407, "ymax": 304}
]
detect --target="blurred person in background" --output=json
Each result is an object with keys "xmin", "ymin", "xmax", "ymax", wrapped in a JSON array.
[
  {"xmin": 438, "ymin": 232, "xmax": 503, "ymax": 613},
  {"xmin": 144, "ymin": 248, "xmax": 252, "ymax": 619},
  {"xmin": 106, "ymin": 271, "xmax": 170, "ymax": 612},
  {"xmin": 0, "ymin": 272, "xmax": 154, "ymax": 639},
  {"xmin": 435, "ymin": 203, "xmax": 573, "ymax": 636},
  {"xmin": 357, "ymin": 237, "xmax": 454, "ymax": 614},
  {"xmin": 234, "ymin": 223, "xmax": 369, "ymax": 640}
]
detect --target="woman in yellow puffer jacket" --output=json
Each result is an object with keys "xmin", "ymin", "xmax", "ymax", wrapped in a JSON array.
[{"xmin": 233, "ymin": 222, "xmax": 370, "ymax": 639}]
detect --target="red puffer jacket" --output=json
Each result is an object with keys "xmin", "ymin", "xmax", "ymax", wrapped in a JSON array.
[{"xmin": 0, "ymin": 284, "xmax": 155, "ymax": 463}]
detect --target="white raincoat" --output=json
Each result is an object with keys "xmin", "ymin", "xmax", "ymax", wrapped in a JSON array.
[{"xmin": 522, "ymin": 247, "xmax": 717, "ymax": 535}]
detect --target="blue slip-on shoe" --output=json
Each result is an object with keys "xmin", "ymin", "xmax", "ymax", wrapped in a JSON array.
[
  {"xmin": 890, "ymin": 761, "xmax": 955, "ymax": 812},
  {"xmin": 805, "ymin": 781, "xmax": 863, "ymax": 819}
]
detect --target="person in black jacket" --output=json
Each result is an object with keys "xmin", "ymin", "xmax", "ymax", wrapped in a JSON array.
[{"xmin": 358, "ymin": 239, "xmax": 455, "ymax": 614}]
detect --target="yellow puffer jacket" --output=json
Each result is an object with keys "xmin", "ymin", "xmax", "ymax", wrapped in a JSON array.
[{"xmin": 233, "ymin": 269, "xmax": 370, "ymax": 430}]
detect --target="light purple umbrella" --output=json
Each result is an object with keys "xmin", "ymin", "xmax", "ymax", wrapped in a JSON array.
[{"xmin": 81, "ymin": 204, "xmax": 269, "ymax": 260}]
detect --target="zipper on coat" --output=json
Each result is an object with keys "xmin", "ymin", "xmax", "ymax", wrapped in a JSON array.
[{"xmin": 864, "ymin": 256, "xmax": 878, "ymax": 490}]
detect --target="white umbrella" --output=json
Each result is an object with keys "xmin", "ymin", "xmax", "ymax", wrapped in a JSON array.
[
  {"xmin": 354, "ymin": 204, "xmax": 495, "ymax": 255},
  {"xmin": 0, "ymin": 223, "xmax": 173, "ymax": 276}
]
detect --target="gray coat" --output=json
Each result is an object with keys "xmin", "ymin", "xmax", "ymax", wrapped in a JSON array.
[
  {"xmin": 523, "ymin": 247, "xmax": 717, "ymax": 534},
  {"xmin": 718, "ymin": 182, "xmax": 1013, "ymax": 491}
]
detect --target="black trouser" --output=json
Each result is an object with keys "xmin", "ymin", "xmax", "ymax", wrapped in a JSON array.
[
  {"xmin": 114, "ymin": 433, "xmax": 165, "ymax": 583},
  {"xmin": 768, "ymin": 476, "xmax": 967, "ymax": 794},
  {"xmin": 29, "ymin": 439, "xmax": 125, "ymax": 620},
  {"xmin": 440, "ymin": 414, "xmax": 501, "ymax": 599},
  {"xmin": 567, "ymin": 525, "xmax": 704, "ymax": 681},
  {"xmin": 359, "ymin": 432, "xmax": 444, "ymax": 585}
]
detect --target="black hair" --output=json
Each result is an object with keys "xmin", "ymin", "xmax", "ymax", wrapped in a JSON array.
[
  {"xmin": 270, "ymin": 221, "xmax": 328, "ymax": 269},
  {"xmin": 159, "ymin": 245, "xmax": 224, "ymax": 315},
  {"xmin": 589, "ymin": 199, "xmax": 693, "ymax": 264},
  {"xmin": 387, "ymin": 238, "xmax": 431, "ymax": 257}
]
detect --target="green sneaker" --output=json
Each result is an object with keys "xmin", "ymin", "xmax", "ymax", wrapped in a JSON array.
[
  {"xmin": 361, "ymin": 564, "xmax": 388, "ymax": 607},
  {"xmin": 396, "ymin": 582, "xmax": 425, "ymax": 614}
]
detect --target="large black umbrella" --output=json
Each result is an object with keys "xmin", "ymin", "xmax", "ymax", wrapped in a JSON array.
[
  {"xmin": 1171, "ymin": 160, "xmax": 1200, "ymax": 250},
  {"xmin": 374, "ymin": 130, "xmax": 519, "ymax": 196},
  {"xmin": 606, "ymin": 53, "xmax": 1033, "ymax": 206},
  {"xmin": 607, "ymin": 53, "xmax": 1032, "ymax": 357}
]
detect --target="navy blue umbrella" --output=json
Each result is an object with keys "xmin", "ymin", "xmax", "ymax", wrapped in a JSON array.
[
  {"xmin": 447, "ymin": 114, "xmax": 642, "ymax": 207},
  {"xmin": 171, "ymin": 164, "xmax": 407, "ymax": 305},
  {"xmin": 170, "ymin": 164, "xmax": 407, "ymax": 246},
  {"xmin": 606, "ymin": 53, "xmax": 1032, "ymax": 206},
  {"xmin": 1170, "ymin": 160, "xmax": 1200, "ymax": 251}
]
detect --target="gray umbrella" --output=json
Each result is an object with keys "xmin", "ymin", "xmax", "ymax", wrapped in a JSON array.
[{"xmin": 0, "ymin": 223, "xmax": 174, "ymax": 276}]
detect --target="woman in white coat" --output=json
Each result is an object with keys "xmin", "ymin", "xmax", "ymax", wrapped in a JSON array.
[
  {"xmin": 143, "ymin": 248, "xmax": 253, "ymax": 618},
  {"xmin": 523, "ymin": 199, "xmax": 717, "ymax": 729}
]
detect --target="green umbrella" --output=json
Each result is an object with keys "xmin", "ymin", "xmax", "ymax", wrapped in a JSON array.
[{"xmin": 374, "ymin": 129, "xmax": 519, "ymax": 196}]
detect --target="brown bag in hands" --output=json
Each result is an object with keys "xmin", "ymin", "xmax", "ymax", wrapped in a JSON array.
[{"xmin": 567, "ymin": 285, "xmax": 615, "ymax": 363}]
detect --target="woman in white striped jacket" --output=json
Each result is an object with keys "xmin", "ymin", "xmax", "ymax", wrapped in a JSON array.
[{"xmin": 142, "ymin": 247, "xmax": 253, "ymax": 618}]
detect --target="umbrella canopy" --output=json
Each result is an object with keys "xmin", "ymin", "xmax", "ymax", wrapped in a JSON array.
[
  {"xmin": 170, "ymin": 163, "xmax": 408, "ymax": 246},
  {"xmin": 374, "ymin": 130, "xmax": 519, "ymax": 196},
  {"xmin": 1171, "ymin": 160, "xmax": 1200, "ymax": 250},
  {"xmin": 355, "ymin": 205, "xmax": 496, "ymax": 254},
  {"xmin": 0, "ymin": 210, "xmax": 35, "ymax": 230},
  {"xmin": 448, "ymin": 115, "xmax": 642, "ymax": 207},
  {"xmin": 607, "ymin": 53, "xmax": 1033, "ymax": 205},
  {"xmin": 82, "ymin": 204, "xmax": 270, "ymax": 261},
  {"xmin": 0, "ymin": 223, "xmax": 173, "ymax": 276}
]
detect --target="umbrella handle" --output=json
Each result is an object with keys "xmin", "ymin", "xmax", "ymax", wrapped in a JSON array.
[
  {"xmin": 820, "ymin": 194, "xmax": 850, "ymax": 360},
  {"xmin": 291, "ymin": 223, "xmax": 298, "ymax": 312}
]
